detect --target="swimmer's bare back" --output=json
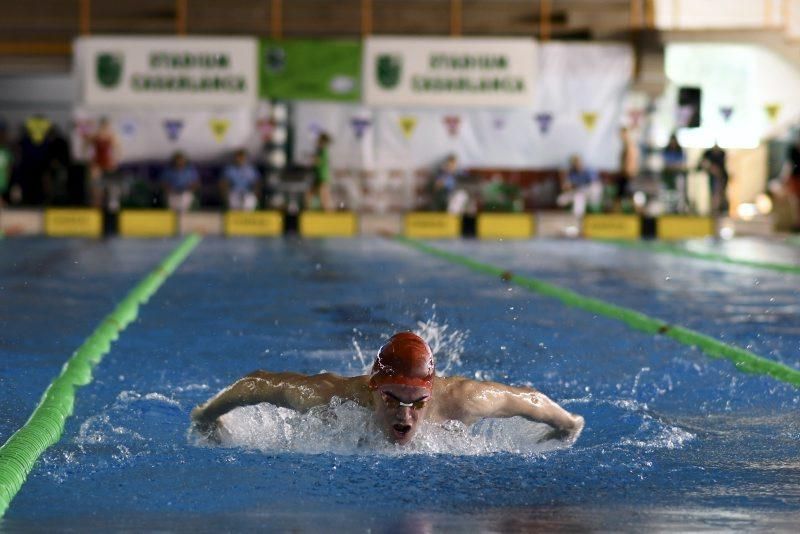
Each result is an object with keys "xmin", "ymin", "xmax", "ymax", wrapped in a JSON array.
[{"xmin": 191, "ymin": 370, "xmax": 584, "ymax": 442}]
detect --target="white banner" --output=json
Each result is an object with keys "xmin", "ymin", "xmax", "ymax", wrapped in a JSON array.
[
  {"xmin": 75, "ymin": 36, "xmax": 258, "ymax": 109},
  {"xmin": 363, "ymin": 37, "xmax": 536, "ymax": 108},
  {"xmin": 72, "ymin": 107, "xmax": 261, "ymax": 163},
  {"xmin": 296, "ymin": 43, "xmax": 632, "ymax": 171}
]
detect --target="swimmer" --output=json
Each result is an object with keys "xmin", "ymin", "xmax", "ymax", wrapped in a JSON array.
[{"xmin": 191, "ymin": 332, "xmax": 584, "ymax": 445}]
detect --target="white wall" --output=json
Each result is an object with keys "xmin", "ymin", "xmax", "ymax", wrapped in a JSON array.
[
  {"xmin": 0, "ymin": 74, "xmax": 76, "ymax": 135},
  {"xmin": 652, "ymin": 43, "xmax": 800, "ymax": 149},
  {"xmin": 655, "ymin": 0, "xmax": 783, "ymax": 29}
]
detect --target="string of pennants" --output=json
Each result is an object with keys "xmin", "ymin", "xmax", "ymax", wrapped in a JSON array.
[
  {"xmin": 347, "ymin": 110, "xmax": 608, "ymax": 142},
  {"xmin": 74, "ymin": 117, "xmax": 234, "ymax": 144}
]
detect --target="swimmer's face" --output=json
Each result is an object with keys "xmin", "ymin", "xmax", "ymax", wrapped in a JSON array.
[{"xmin": 373, "ymin": 384, "xmax": 431, "ymax": 445}]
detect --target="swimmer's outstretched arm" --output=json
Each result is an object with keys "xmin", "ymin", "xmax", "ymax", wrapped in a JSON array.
[
  {"xmin": 452, "ymin": 380, "xmax": 584, "ymax": 442},
  {"xmin": 190, "ymin": 370, "xmax": 361, "ymax": 431}
]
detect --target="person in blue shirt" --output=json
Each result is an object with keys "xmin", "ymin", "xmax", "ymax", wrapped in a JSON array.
[
  {"xmin": 161, "ymin": 151, "xmax": 199, "ymax": 212},
  {"xmin": 221, "ymin": 149, "xmax": 260, "ymax": 211},
  {"xmin": 559, "ymin": 154, "xmax": 602, "ymax": 217}
]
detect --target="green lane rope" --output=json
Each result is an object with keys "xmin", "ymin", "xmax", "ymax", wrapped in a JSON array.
[
  {"xmin": 0, "ymin": 234, "xmax": 201, "ymax": 517},
  {"xmin": 607, "ymin": 239, "xmax": 800, "ymax": 275},
  {"xmin": 396, "ymin": 237, "xmax": 800, "ymax": 389}
]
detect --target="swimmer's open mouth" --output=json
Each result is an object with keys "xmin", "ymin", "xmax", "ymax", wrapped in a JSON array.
[{"xmin": 392, "ymin": 424, "xmax": 412, "ymax": 438}]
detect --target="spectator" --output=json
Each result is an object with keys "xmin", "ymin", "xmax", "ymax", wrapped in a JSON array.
[
  {"xmin": 662, "ymin": 133, "xmax": 688, "ymax": 213},
  {"xmin": 430, "ymin": 153, "xmax": 469, "ymax": 213},
  {"xmin": 221, "ymin": 149, "xmax": 260, "ymax": 211},
  {"xmin": 558, "ymin": 155, "xmax": 602, "ymax": 218},
  {"xmin": 0, "ymin": 121, "xmax": 11, "ymax": 208},
  {"xmin": 698, "ymin": 141, "xmax": 729, "ymax": 215},
  {"xmin": 160, "ymin": 151, "xmax": 199, "ymax": 212},
  {"xmin": 46, "ymin": 125, "xmax": 72, "ymax": 205},
  {"xmin": 84, "ymin": 117, "xmax": 120, "ymax": 209},
  {"xmin": 780, "ymin": 133, "xmax": 800, "ymax": 230},
  {"xmin": 16, "ymin": 116, "xmax": 53, "ymax": 206},
  {"xmin": 615, "ymin": 127, "xmax": 638, "ymax": 212},
  {"xmin": 305, "ymin": 132, "xmax": 333, "ymax": 211}
]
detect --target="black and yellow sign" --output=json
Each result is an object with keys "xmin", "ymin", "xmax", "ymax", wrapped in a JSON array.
[
  {"xmin": 45, "ymin": 209, "xmax": 103, "ymax": 238},
  {"xmin": 225, "ymin": 211, "xmax": 284, "ymax": 236},
  {"xmin": 119, "ymin": 210, "xmax": 176, "ymax": 237},
  {"xmin": 477, "ymin": 213, "xmax": 534, "ymax": 240},
  {"xmin": 657, "ymin": 215, "xmax": 715, "ymax": 240},
  {"xmin": 583, "ymin": 214, "xmax": 641, "ymax": 240},
  {"xmin": 404, "ymin": 212, "xmax": 461, "ymax": 239},
  {"xmin": 300, "ymin": 212, "xmax": 357, "ymax": 237}
]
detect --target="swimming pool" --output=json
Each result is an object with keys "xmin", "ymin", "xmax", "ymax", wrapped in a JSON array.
[{"xmin": 1, "ymin": 236, "xmax": 799, "ymax": 531}]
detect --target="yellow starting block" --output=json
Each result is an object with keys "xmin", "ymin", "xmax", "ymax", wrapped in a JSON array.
[
  {"xmin": 299, "ymin": 211, "xmax": 357, "ymax": 237},
  {"xmin": 119, "ymin": 210, "xmax": 176, "ymax": 237},
  {"xmin": 583, "ymin": 214, "xmax": 641, "ymax": 240},
  {"xmin": 656, "ymin": 215, "xmax": 715, "ymax": 240},
  {"xmin": 225, "ymin": 211, "xmax": 284, "ymax": 236},
  {"xmin": 44, "ymin": 208, "xmax": 103, "ymax": 238},
  {"xmin": 477, "ymin": 213, "xmax": 534, "ymax": 240},
  {"xmin": 404, "ymin": 212, "xmax": 461, "ymax": 239}
]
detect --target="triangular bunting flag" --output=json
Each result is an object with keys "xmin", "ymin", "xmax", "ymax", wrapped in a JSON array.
[
  {"xmin": 209, "ymin": 118, "xmax": 231, "ymax": 143},
  {"xmin": 442, "ymin": 115, "xmax": 461, "ymax": 138},
  {"xmin": 627, "ymin": 109, "xmax": 644, "ymax": 129},
  {"xmin": 719, "ymin": 106, "xmax": 733, "ymax": 122},
  {"xmin": 764, "ymin": 103, "xmax": 781, "ymax": 122},
  {"xmin": 581, "ymin": 111, "xmax": 598, "ymax": 132},
  {"xmin": 75, "ymin": 119, "xmax": 94, "ymax": 138},
  {"xmin": 534, "ymin": 112, "xmax": 553, "ymax": 135},
  {"xmin": 163, "ymin": 119, "xmax": 184, "ymax": 141},
  {"xmin": 308, "ymin": 122, "xmax": 323, "ymax": 137},
  {"xmin": 25, "ymin": 116, "xmax": 52, "ymax": 145},
  {"xmin": 350, "ymin": 117, "xmax": 372, "ymax": 140},
  {"xmin": 120, "ymin": 118, "xmax": 137, "ymax": 137},
  {"xmin": 399, "ymin": 116, "xmax": 417, "ymax": 140},
  {"xmin": 256, "ymin": 118, "xmax": 274, "ymax": 142}
]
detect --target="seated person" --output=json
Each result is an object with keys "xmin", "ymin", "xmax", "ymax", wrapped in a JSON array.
[
  {"xmin": 191, "ymin": 332, "xmax": 584, "ymax": 447},
  {"xmin": 160, "ymin": 151, "xmax": 199, "ymax": 212},
  {"xmin": 221, "ymin": 149, "xmax": 260, "ymax": 211},
  {"xmin": 558, "ymin": 155, "xmax": 602, "ymax": 217}
]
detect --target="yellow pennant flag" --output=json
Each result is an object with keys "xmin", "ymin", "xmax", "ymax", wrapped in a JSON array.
[
  {"xmin": 25, "ymin": 116, "xmax": 52, "ymax": 145},
  {"xmin": 209, "ymin": 118, "xmax": 231, "ymax": 143},
  {"xmin": 399, "ymin": 116, "xmax": 417, "ymax": 140},
  {"xmin": 764, "ymin": 103, "xmax": 781, "ymax": 122},
  {"xmin": 581, "ymin": 111, "xmax": 598, "ymax": 132}
]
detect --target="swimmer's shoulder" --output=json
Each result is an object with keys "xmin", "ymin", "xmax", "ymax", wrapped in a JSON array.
[{"xmin": 431, "ymin": 375, "xmax": 478, "ymax": 421}]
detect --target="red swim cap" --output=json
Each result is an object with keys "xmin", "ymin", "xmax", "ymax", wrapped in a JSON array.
[{"xmin": 369, "ymin": 332, "xmax": 435, "ymax": 390}]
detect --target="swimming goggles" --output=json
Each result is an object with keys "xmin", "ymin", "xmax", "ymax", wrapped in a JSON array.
[{"xmin": 380, "ymin": 391, "xmax": 429, "ymax": 411}]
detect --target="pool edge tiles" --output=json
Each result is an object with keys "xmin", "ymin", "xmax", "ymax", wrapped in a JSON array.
[
  {"xmin": 0, "ymin": 234, "xmax": 202, "ymax": 517},
  {"xmin": 396, "ymin": 237, "xmax": 800, "ymax": 389}
]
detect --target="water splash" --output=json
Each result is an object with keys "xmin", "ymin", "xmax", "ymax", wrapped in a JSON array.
[
  {"xmin": 197, "ymin": 398, "xmax": 563, "ymax": 456},
  {"xmin": 350, "ymin": 314, "xmax": 468, "ymax": 376}
]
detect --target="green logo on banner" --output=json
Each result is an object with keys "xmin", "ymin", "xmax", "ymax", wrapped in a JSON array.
[
  {"xmin": 376, "ymin": 54, "xmax": 401, "ymax": 89},
  {"xmin": 96, "ymin": 52, "xmax": 123, "ymax": 89}
]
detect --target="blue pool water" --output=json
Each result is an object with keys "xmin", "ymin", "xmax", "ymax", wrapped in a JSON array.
[{"xmin": 1, "ymin": 236, "xmax": 799, "ymax": 531}]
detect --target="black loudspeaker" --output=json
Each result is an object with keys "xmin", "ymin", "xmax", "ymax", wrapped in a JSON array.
[{"xmin": 677, "ymin": 86, "xmax": 702, "ymax": 128}]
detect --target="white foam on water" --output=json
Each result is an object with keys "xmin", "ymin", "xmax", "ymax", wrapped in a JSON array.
[{"xmin": 199, "ymin": 397, "xmax": 567, "ymax": 456}]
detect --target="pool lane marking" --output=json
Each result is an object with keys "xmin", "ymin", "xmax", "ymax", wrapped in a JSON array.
[
  {"xmin": 0, "ymin": 234, "xmax": 202, "ymax": 518},
  {"xmin": 396, "ymin": 237, "xmax": 800, "ymax": 389},
  {"xmin": 606, "ymin": 239, "xmax": 800, "ymax": 275}
]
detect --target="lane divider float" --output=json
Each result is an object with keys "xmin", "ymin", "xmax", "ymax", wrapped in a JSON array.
[
  {"xmin": 397, "ymin": 236, "xmax": 800, "ymax": 389},
  {"xmin": 0, "ymin": 234, "xmax": 202, "ymax": 517},
  {"xmin": 607, "ymin": 239, "xmax": 800, "ymax": 276}
]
